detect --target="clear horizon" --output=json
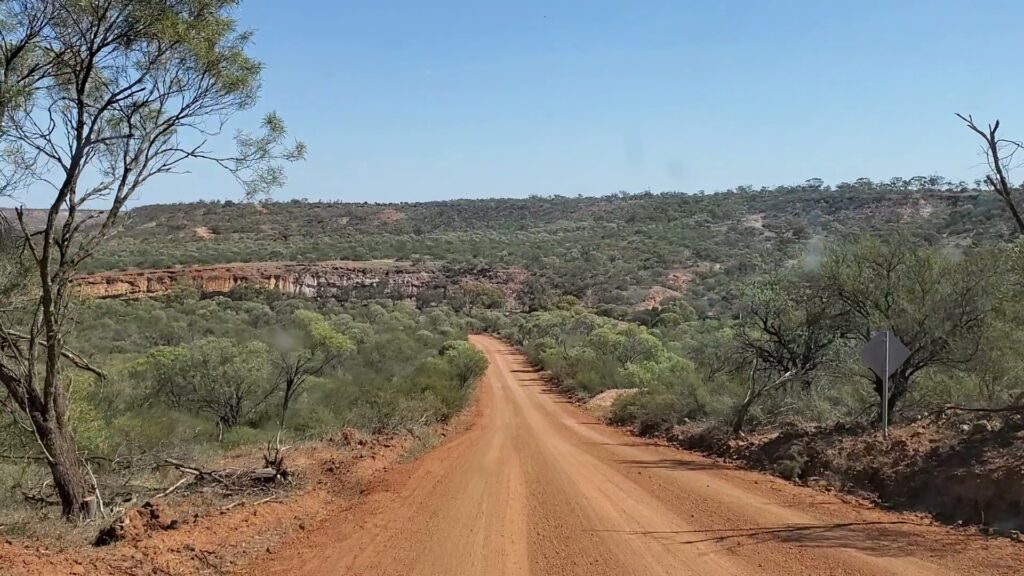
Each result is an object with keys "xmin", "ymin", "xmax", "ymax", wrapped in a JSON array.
[
  {"xmin": 0, "ymin": 174, "xmax": 989, "ymax": 211},
  {"xmin": 9, "ymin": 0, "xmax": 1024, "ymax": 209}
]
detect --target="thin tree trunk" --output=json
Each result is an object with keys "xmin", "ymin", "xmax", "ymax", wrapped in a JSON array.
[
  {"xmin": 998, "ymin": 191, "xmax": 1024, "ymax": 236},
  {"xmin": 872, "ymin": 374, "xmax": 908, "ymax": 424},
  {"xmin": 731, "ymin": 392, "xmax": 755, "ymax": 435},
  {"xmin": 732, "ymin": 368, "xmax": 797, "ymax": 435},
  {"xmin": 279, "ymin": 372, "xmax": 305, "ymax": 429},
  {"xmin": 6, "ymin": 350, "xmax": 99, "ymax": 520},
  {"xmin": 280, "ymin": 384, "xmax": 293, "ymax": 429},
  {"xmin": 732, "ymin": 360, "xmax": 760, "ymax": 435},
  {"xmin": 39, "ymin": 419, "xmax": 97, "ymax": 520}
]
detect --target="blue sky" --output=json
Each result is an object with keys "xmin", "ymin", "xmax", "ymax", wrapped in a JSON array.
[{"xmin": 19, "ymin": 1, "xmax": 1024, "ymax": 206}]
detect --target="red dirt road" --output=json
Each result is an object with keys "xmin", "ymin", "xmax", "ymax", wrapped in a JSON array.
[{"xmin": 247, "ymin": 335, "xmax": 1023, "ymax": 576}]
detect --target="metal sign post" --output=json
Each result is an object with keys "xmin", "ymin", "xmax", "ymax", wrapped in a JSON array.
[
  {"xmin": 861, "ymin": 330, "xmax": 910, "ymax": 440},
  {"xmin": 883, "ymin": 331, "xmax": 889, "ymax": 439}
]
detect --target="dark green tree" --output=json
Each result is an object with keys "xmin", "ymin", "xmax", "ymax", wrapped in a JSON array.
[
  {"xmin": 134, "ymin": 338, "xmax": 272, "ymax": 434},
  {"xmin": 733, "ymin": 271, "xmax": 845, "ymax": 433},
  {"xmin": 440, "ymin": 341, "xmax": 488, "ymax": 388},
  {"xmin": 270, "ymin": 310, "xmax": 353, "ymax": 427},
  {"xmin": 822, "ymin": 239, "xmax": 1001, "ymax": 419}
]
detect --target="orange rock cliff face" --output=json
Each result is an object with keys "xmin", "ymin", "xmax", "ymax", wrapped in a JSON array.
[{"xmin": 73, "ymin": 260, "xmax": 525, "ymax": 307}]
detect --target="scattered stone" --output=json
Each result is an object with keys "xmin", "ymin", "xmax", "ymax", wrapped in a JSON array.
[
  {"xmin": 969, "ymin": 420, "xmax": 992, "ymax": 435},
  {"xmin": 70, "ymin": 564, "xmax": 86, "ymax": 575},
  {"xmin": 805, "ymin": 476, "xmax": 830, "ymax": 489},
  {"xmin": 583, "ymin": 388, "xmax": 638, "ymax": 420},
  {"xmin": 339, "ymin": 427, "xmax": 361, "ymax": 446}
]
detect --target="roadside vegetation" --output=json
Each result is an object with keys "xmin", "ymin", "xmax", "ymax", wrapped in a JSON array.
[
  {"xmin": 494, "ymin": 234, "xmax": 1023, "ymax": 436},
  {"xmin": 480, "ymin": 230, "xmax": 1024, "ymax": 529},
  {"xmin": 0, "ymin": 287, "xmax": 486, "ymax": 537},
  {"xmin": 0, "ymin": 0, "xmax": 496, "ymax": 537},
  {"xmin": 469, "ymin": 122, "xmax": 1024, "ymax": 528}
]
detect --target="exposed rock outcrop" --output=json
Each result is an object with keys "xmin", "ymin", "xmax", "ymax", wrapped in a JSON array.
[{"xmin": 73, "ymin": 260, "xmax": 528, "ymax": 308}]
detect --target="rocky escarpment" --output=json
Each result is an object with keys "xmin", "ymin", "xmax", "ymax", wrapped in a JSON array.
[{"xmin": 73, "ymin": 260, "xmax": 527, "ymax": 308}]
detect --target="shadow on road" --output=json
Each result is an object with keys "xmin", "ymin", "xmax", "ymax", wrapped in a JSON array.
[
  {"xmin": 615, "ymin": 458, "xmax": 734, "ymax": 472},
  {"xmin": 588, "ymin": 441, "xmax": 651, "ymax": 447},
  {"xmin": 591, "ymin": 520, "xmax": 959, "ymax": 558}
]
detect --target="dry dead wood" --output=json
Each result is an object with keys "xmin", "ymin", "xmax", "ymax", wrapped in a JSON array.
[{"xmin": 156, "ymin": 446, "xmax": 292, "ymax": 499}]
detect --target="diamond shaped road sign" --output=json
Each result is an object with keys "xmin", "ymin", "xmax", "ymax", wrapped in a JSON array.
[{"xmin": 861, "ymin": 330, "xmax": 910, "ymax": 379}]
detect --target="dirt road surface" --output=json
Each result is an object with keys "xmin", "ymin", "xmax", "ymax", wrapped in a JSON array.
[{"xmin": 248, "ymin": 335, "xmax": 1023, "ymax": 576}]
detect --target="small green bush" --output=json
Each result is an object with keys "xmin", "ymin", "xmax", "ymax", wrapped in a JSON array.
[
  {"xmin": 774, "ymin": 444, "xmax": 809, "ymax": 481},
  {"xmin": 609, "ymin": 389, "xmax": 685, "ymax": 436}
]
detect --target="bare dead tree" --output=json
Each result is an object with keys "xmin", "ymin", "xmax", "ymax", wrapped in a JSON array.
[{"xmin": 957, "ymin": 113, "xmax": 1024, "ymax": 235}]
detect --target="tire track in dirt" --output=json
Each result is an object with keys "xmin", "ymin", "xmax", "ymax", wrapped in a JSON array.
[{"xmin": 245, "ymin": 335, "xmax": 1023, "ymax": 576}]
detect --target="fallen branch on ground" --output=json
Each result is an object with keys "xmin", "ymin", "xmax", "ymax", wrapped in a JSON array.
[
  {"xmin": 154, "ymin": 476, "xmax": 191, "ymax": 499},
  {"xmin": 221, "ymin": 494, "xmax": 278, "ymax": 511},
  {"xmin": 929, "ymin": 404, "xmax": 1024, "ymax": 418},
  {"xmin": 21, "ymin": 490, "xmax": 59, "ymax": 506},
  {"xmin": 154, "ymin": 452, "xmax": 291, "ymax": 499}
]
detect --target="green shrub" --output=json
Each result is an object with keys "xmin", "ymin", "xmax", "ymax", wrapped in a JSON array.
[
  {"xmin": 774, "ymin": 444, "xmax": 809, "ymax": 481},
  {"xmin": 609, "ymin": 389, "xmax": 686, "ymax": 436}
]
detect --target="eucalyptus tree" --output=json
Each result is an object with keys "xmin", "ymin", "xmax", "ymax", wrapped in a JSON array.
[
  {"xmin": 733, "ymin": 271, "xmax": 845, "ymax": 433},
  {"xmin": 271, "ymin": 310, "xmax": 353, "ymax": 428},
  {"xmin": 0, "ymin": 0, "xmax": 303, "ymax": 520},
  {"xmin": 822, "ymin": 238, "xmax": 1001, "ymax": 419},
  {"xmin": 0, "ymin": 0, "xmax": 59, "ymax": 195},
  {"xmin": 135, "ymin": 337, "xmax": 273, "ymax": 435}
]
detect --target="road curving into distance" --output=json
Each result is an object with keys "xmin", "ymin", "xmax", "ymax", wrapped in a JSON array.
[{"xmin": 250, "ymin": 334, "xmax": 1022, "ymax": 576}]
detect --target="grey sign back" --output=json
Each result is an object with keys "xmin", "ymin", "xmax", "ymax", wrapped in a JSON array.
[{"xmin": 861, "ymin": 330, "xmax": 910, "ymax": 378}]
